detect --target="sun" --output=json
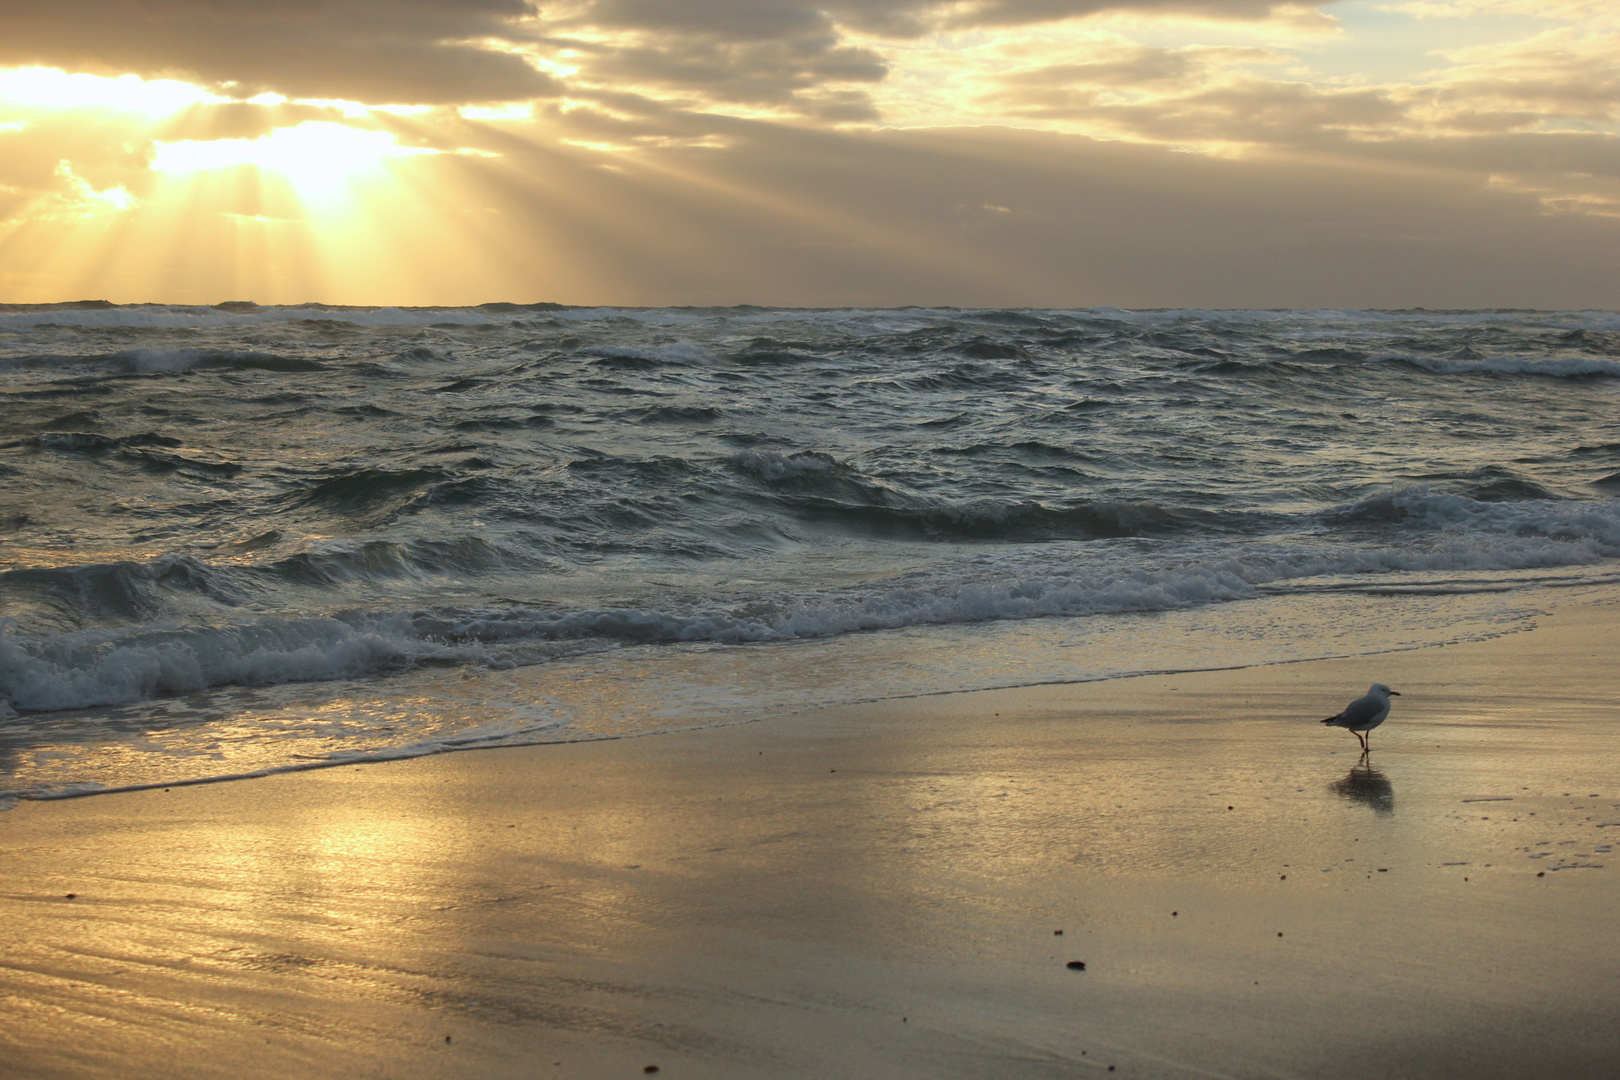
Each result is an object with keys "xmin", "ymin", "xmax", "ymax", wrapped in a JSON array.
[
  {"xmin": 0, "ymin": 67, "xmax": 521, "ymax": 303},
  {"xmin": 151, "ymin": 120, "xmax": 445, "ymax": 210}
]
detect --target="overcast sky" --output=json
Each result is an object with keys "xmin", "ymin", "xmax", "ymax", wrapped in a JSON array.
[{"xmin": 0, "ymin": 0, "xmax": 1615, "ymax": 307}]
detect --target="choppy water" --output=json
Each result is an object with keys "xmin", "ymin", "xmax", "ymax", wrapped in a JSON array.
[{"xmin": 2, "ymin": 303, "xmax": 1618, "ymax": 804}]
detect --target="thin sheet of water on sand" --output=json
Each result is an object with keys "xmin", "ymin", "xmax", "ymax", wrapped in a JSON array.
[
  {"xmin": 0, "ymin": 599, "xmax": 1615, "ymax": 1079},
  {"xmin": 0, "ymin": 581, "xmax": 1568, "ymax": 799}
]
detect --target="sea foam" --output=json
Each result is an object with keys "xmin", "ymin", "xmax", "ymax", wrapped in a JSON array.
[{"xmin": 4, "ymin": 490, "xmax": 1616, "ymax": 715}]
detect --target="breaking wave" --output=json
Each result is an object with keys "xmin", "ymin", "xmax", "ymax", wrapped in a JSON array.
[{"xmin": 4, "ymin": 489, "xmax": 1616, "ymax": 715}]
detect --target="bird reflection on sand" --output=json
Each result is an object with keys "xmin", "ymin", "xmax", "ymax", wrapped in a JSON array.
[{"xmin": 1331, "ymin": 763, "xmax": 1394, "ymax": 814}]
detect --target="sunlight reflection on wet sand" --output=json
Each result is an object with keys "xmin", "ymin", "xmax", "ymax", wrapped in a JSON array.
[{"xmin": 1, "ymin": 601, "xmax": 1617, "ymax": 1079}]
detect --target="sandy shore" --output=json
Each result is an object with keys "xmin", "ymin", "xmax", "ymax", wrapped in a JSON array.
[{"xmin": 3, "ymin": 598, "xmax": 1618, "ymax": 1079}]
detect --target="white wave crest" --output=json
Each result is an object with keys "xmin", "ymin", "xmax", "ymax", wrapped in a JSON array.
[
  {"xmin": 1390, "ymin": 354, "xmax": 1620, "ymax": 378},
  {"xmin": 1332, "ymin": 488, "xmax": 1620, "ymax": 547},
  {"xmin": 4, "ymin": 498, "xmax": 1616, "ymax": 716},
  {"xmin": 730, "ymin": 450, "xmax": 841, "ymax": 482},
  {"xmin": 0, "ymin": 615, "xmax": 442, "ymax": 713}
]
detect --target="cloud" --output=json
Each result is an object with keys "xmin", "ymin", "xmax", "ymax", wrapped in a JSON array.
[
  {"xmin": 1413, "ymin": 28, "xmax": 1620, "ymax": 133},
  {"xmin": 1, "ymin": 0, "xmax": 1616, "ymax": 305},
  {"xmin": 568, "ymin": 0, "xmax": 1311, "ymax": 39},
  {"xmin": 922, "ymin": 0, "xmax": 1318, "ymax": 31},
  {"xmin": 12, "ymin": 112, "xmax": 1619, "ymax": 307},
  {"xmin": 553, "ymin": 32, "xmax": 889, "ymax": 118},
  {"xmin": 947, "ymin": 16, "xmax": 1620, "ymax": 152},
  {"xmin": 988, "ymin": 45, "xmax": 1270, "ymax": 93},
  {"xmin": 470, "ymin": 118, "xmax": 1620, "ymax": 306},
  {"xmin": 0, "ymin": 131, "xmax": 142, "ymax": 226},
  {"xmin": 0, "ymin": 0, "xmax": 559, "ymax": 104},
  {"xmin": 1381, "ymin": 0, "xmax": 1616, "ymax": 23},
  {"xmin": 0, "ymin": 0, "xmax": 1325, "ymax": 112},
  {"xmin": 977, "ymin": 49, "xmax": 1405, "ymax": 145},
  {"xmin": 537, "ymin": 1, "xmax": 1328, "ymax": 117}
]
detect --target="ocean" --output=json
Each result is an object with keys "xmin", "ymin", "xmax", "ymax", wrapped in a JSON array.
[{"xmin": 2, "ymin": 304, "xmax": 1617, "ymax": 806}]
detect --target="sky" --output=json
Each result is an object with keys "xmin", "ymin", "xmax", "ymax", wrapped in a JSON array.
[{"xmin": 0, "ymin": 0, "xmax": 1616, "ymax": 308}]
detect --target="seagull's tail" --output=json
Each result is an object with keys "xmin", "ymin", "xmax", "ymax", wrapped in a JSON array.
[{"xmin": 1321, "ymin": 716, "xmax": 1340, "ymax": 725}]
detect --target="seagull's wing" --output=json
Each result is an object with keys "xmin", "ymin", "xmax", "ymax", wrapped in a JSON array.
[{"xmin": 1337, "ymin": 693, "xmax": 1385, "ymax": 728}]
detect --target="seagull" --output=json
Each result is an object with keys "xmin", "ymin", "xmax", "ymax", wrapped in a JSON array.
[{"xmin": 1322, "ymin": 683, "xmax": 1400, "ymax": 754}]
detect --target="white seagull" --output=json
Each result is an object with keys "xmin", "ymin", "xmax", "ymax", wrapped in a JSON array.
[{"xmin": 1321, "ymin": 683, "xmax": 1401, "ymax": 754}]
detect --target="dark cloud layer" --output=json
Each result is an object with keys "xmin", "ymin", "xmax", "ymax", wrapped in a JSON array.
[
  {"xmin": 551, "ymin": 0, "xmax": 1310, "ymax": 115},
  {"xmin": 0, "ymin": 0, "xmax": 1308, "ymax": 106},
  {"xmin": 562, "ymin": 35, "xmax": 888, "ymax": 114},
  {"xmin": 0, "ymin": 0, "xmax": 557, "ymax": 103},
  {"xmin": 496, "ymin": 121, "xmax": 1620, "ymax": 307}
]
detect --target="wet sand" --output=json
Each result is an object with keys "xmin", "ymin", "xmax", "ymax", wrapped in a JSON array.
[{"xmin": 3, "ymin": 599, "xmax": 1618, "ymax": 1079}]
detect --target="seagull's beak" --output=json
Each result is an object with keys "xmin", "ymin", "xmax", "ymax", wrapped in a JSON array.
[{"xmin": 1388, "ymin": 690, "xmax": 1401, "ymax": 696}]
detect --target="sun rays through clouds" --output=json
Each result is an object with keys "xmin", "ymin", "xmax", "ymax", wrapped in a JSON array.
[{"xmin": 0, "ymin": 0, "xmax": 1616, "ymax": 304}]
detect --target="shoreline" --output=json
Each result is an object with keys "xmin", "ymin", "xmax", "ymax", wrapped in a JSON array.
[
  {"xmin": 2, "ymin": 598, "xmax": 1617, "ymax": 1078},
  {"xmin": 7, "ymin": 578, "xmax": 1604, "ymax": 808}
]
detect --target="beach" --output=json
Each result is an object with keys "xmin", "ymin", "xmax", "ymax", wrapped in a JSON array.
[
  {"xmin": 5, "ymin": 0, "xmax": 1620, "ymax": 1072},
  {"xmin": 3, "ymin": 597, "xmax": 1616, "ymax": 1079}
]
